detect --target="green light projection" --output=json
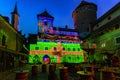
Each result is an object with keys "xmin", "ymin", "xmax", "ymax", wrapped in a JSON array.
[
  {"xmin": 29, "ymin": 41, "xmax": 84, "ymax": 63},
  {"xmin": 0, "ymin": 30, "xmax": 8, "ymax": 42}
]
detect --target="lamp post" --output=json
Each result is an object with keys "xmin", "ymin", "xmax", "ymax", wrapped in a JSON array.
[{"xmin": 81, "ymin": 42, "xmax": 96, "ymax": 64}]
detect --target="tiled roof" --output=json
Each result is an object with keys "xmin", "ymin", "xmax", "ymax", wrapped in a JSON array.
[
  {"xmin": 75, "ymin": 0, "xmax": 97, "ymax": 10},
  {"xmin": 37, "ymin": 11, "xmax": 54, "ymax": 19}
]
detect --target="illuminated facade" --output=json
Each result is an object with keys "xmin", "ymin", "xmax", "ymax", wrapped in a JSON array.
[
  {"xmin": 28, "ymin": 11, "xmax": 84, "ymax": 64},
  {"xmin": 37, "ymin": 11, "xmax": 54, "ymax": 34},
  {"xmin": 0, "ymin": 4, "xmax": 28, "ymax": 72}
]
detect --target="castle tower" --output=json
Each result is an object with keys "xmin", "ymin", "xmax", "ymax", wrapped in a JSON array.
[
  {"xmin": 37, "ymin": 10, "xmax": 54, "ymax": 33},
  {"xmin": 11, "ymin": 3, "xmax": 19, "ymax": 30},
  {"xmin": 72, "ymin": 0, "xmax": 97, "ymax": 36}
]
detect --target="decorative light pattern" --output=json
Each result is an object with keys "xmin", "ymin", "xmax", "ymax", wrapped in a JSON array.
[
  {"xmin": 37, "ymin": 17, "xmax": 53, "ymax": 33},
  {"xmin": 29, "ymin": 41, "xmax": 84, "ymax": 63}
]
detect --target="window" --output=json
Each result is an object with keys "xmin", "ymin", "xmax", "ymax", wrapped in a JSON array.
[
  {"xmin": 2, "ymin": 35, "xmax": 6, "ymax": 46},
  {"xmin": 44, "ymin": 22, "xmax": 47, "ymax": 25},
  {"xmin": 63, "ymin": 47, "xmax": 65, "ymax": 50},
  {"xmin": 115, "ymin": 36, "xmax": 120, "ymax": 44},
  {"xmin": 96, "ymin": 24, "xmax": 99, "ymax": 27},
  {"xmin": 73, "ymin": 48, "xmax": 75, "ymax": 51},
  {"xmin": 68, "ymin": 57, "xmax": 71, "ymax": 59},
  {"xmin": 101, "ymin": 43, "xmax": 106, "ymax": 48},
  {"xmin": 76, "ymin": 10, "xmax": 78, "ymax": 13},
  {"xmin": 45, "ymin": 47, "xmax": 48, "ymax": 50},
  {"xmin": 115, "ymin": 24, "xmax": 119, "ymax": 29},
  {"xmin": 68, "ymin": 48, "xmax": 71, "ymax": 51},
  {"xmin": 53, "ymin": 47, "xmax": 57, "ymax": 50},
  {"xmin": 78, "ymin": 48, "xmax": 80, "ymax": 51},
  {"xmin": 108, "ymin": 16, "xmax": 111, "ymax": 20},
  {"xmin": 35, "ymin": 47, "xmax": 39, "ymax": 50}
]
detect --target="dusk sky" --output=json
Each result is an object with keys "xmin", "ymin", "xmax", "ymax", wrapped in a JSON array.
[{"xmin": 0, "ymin": 0, "xmax": 119, "ymax": 37}]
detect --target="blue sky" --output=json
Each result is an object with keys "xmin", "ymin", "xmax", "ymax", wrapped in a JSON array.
[{"xmin": 0, "ymin": 0, "xmax": 119, "ymax": 36}]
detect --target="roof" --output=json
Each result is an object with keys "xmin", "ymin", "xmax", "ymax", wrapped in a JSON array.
[
  {"xmin": 53, "ymin": 27, "xmax": 78, "ymax": 32},
  {"xmin": 74, "ymin": 0, "xmax": 97, "ymax": 11},
  {"xmin": 95, "ymin": 2, "xmax": 120, "ymax": 24},
  {"xmin": 94, "ymin": 15, "xmax": 120, "ymax": 32},
  {"xmin": 11, "ymin": 3, "xmax": 19, "ymax": 16},
  {"xmin": 37, "ymin": 11, "xmax": 54, "ymax": 19},
  {"xmin": 0, "ymin": 15, "xmax": 24, "ymax": 39}
]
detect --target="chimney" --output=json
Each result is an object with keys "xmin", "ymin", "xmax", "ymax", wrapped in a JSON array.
[{"xmin": 3, "ymin": 16, "xmax": 10, "ymax": 23}]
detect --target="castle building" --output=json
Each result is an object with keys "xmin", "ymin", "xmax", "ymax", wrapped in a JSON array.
[
  {"xmin": 72, "ymin": 0, "xmax": 97, "ymax": 39},
  {"xmin": 84, "ymin": 2, "xmax": 120, "ymax": 64},
  {"xmin": 28, "ymin": 11, "xmax": 84, "ymax": 64},
  {"xmin": 0, "ymin": 4, "xmax": 28, "ymax": 72}
]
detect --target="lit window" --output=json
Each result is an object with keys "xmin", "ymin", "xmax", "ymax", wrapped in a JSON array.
[
  {"xmin": 78, "ymin": 48, "xmax": 80, "ymax": 51},
  {"xmin": 101, "ymin": 43, "xmax": 106, "ymax": 47},
  {"xmin": 68, "ymin": 48, "xmax": 71, "ymax": 51},
  {"xmin": 63, "ymin": 47, "xmax": 65, "ymax": 50},
  {"xmin": 73, "ymin": 48, "xmax": 75, "ymax": 51},
  {"xmin": 45, "ymin": 47, "xmax": 48, "ymax": 50},
  {"xmin": 54, "ymin": 47, "xmax": 57, "ymax": 51},
  {"xmin": 68, "ymin": 57, "xmax": 71, "ymax": 59},
  {"xmin": 35, "ymin": 47, "xmax": 39, "ymax": 50}
]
